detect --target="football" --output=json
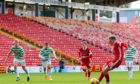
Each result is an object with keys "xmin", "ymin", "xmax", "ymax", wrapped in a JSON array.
[{"xmin": 90, "ymin": 78, "xmax": 99, "ymax": 84}]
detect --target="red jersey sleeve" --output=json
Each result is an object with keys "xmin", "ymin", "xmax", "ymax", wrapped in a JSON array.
[
  {"xmin": 121, "ymin": 43, "xmax": 128, "ymax": 50},
  {"xmin": 113, "ymin": 42, "xmax": 128, "ymax": 61},
  {"xmin": 85, "ymin": 48, "xmax": 92, "ymax": 59},
  {"xmin": 79, "ymin": 48, "xmax": 82, "ymax": 58}
]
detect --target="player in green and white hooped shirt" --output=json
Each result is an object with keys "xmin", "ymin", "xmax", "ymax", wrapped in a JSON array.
[
  {"xmin": 125, "ymin": 41, "xmax": 138, "ymax": 80},
  {"xmin": 5, "ymin": 41, "xmax": 30, "ymax": 81},
  {"xmin": 39, "ymin": 42, "xmax": 57, "ymax": 80}
]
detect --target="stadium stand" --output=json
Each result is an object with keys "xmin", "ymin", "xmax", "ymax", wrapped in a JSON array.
[
  {"xmin": 0, "ymin": 13, "xmax": 140, "ymax": 67},
  {"xmin": 0, "ymin": 31, "xmax": 62, "ymax": 66},
  {"xmin": 0, "ymin": 14, "xmax": 113, "ymax": 66},
  {"xmin": 0, "ymin": 33, "xmax": 40, "ymax": 66},
  {"xmin": 26, "ymin": 16, "xmax": 140, "ymax": 64},
  {"xmin": 27, "ymin": 16, "xmax": 140, "ymax": 51}
]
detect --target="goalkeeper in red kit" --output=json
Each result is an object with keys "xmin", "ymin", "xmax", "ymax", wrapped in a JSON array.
[{"xmin": 79, "ymin": 41, "xmax": 92, "ymax": 80}]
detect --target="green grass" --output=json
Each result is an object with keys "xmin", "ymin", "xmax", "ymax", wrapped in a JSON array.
[{"xmin": 0, "ymin": 72, "xmax": 140, "ymax": 84}]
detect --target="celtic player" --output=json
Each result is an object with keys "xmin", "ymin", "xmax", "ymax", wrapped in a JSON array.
[
  {"xmin": 39, "ymin": 42, "xmax": 57, "ymax": 80},
  {"xmin": 5, "ymin": 41, "xmax": 30, "ymax": 81},
  {"xmin": 125, "ymin": 41, "xmax": 138, "ymax": 80}
]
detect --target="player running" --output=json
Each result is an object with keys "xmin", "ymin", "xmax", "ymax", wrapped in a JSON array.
[
  {"xmin": 97, "ymin": 36, "xmax": 128, "ymax": 84},
  {"xmin": 39, "ymin": 42, "xmax": 57, "ymax": 80},
  {"xmin": 125, "ymin": 40, "xmax": 138, "ymax": 80},
  {"xmin": 79, "ymin": 41, "xmax": 92, "ymax": 80},
  {"xmin": 5, "ymin": 40, "xmax": 30, "ymax": 81}
]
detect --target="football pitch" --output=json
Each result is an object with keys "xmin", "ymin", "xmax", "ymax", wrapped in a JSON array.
[{"xmin": 0, "ymin": 72, "xmax": 140, "ymax": 84}]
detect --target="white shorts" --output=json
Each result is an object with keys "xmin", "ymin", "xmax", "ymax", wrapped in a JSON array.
[
  {"xmin": 125, "ymin": 60, "xmax": 133, "ymax": 67},
  {"xmin": 42, "ymin": 60, "xmax": 51, "ymax": 67},
  {"xmin": 14, "ymin": 58, "xmax": 26, "ymax": 66}
]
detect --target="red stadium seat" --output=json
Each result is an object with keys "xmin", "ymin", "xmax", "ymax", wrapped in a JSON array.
[{"xmin": 1, "ymin": 14, "xmax": 140, "ymax": 66}]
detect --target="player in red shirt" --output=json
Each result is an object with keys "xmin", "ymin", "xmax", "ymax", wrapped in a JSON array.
[
  {"xmin": 79, "ymin": 41, "xmax": 92, "ymax": 80},
  {"xmin": 97, "ymin": 36, "xmax": 128, "ymax": 84}
]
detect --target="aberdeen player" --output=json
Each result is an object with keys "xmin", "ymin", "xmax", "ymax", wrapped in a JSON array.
[
  {"xmin": 97, "ymin": 36, "xmax": 128, "ymax": 84},
  {"xmin": 79, "ymin": 41, "xmax": 92, "ymax": 80}
]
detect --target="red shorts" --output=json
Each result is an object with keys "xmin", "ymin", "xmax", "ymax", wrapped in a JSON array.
[
  {"xmin": 81, "ymin": 60, "xmax": 90, "ymax": 67},
  {"xmin": 106, "ymin": 59, "xmax": 122, "ymax": 70}
]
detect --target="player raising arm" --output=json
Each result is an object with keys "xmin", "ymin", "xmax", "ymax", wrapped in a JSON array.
[
  {"xmin": 5, "ymin": 40, "xmax": 30, "ymax": 81},
  {"xmin": 79, "ymin": 41, "xmax": 92, "ymax": 80},
  {"xmin": 97, "ymin": 36, "xmax": 128, "ymax": 84},
  {"xmin": 39, "ymin": 42, "xmax": 57, "ymax": 80}
]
